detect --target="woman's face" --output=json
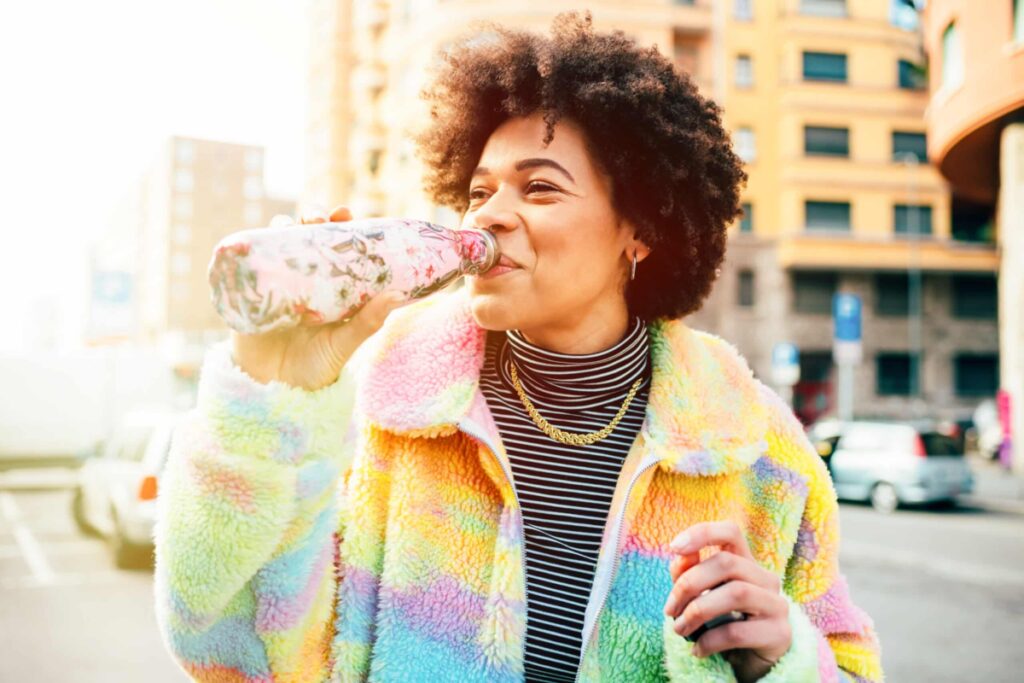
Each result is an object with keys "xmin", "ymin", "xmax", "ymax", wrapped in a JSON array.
[{"xmin": 463, "ymin": 114, "xmax": 644, "ymax": 342}]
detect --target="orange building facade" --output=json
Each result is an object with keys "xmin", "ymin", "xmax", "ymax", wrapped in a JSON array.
[{"xmin": 923, "ymin": 0, "xmax": 1024, "ymax": 477}]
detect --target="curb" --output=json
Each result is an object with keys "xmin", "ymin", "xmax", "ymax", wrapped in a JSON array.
[{"xmin": 959, "ymin": 495, "xmax": 1024, "ymax": 516}]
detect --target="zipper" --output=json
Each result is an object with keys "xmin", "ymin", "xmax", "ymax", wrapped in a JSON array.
[{"xmin": 574, "ymin": 457, "xmax": 660, "ymax": 683}]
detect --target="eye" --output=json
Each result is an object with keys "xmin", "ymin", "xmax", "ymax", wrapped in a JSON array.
[
  {"xmin": 468, "ymin": 187, "xmax": 490, "ymax": 202},
  {"xmin": 526, "ymin": 180, "xmax": 559, "ymax": 194}
]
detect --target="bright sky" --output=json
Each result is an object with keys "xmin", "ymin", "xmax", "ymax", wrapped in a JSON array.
[{"xmin": 0, "ymin": 0, "xmax": 306, "ymax": 350}]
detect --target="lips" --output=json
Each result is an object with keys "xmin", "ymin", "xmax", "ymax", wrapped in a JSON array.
[{"xmin": 497, "ymin": 255, "xmax": 519, "ymax": 269}]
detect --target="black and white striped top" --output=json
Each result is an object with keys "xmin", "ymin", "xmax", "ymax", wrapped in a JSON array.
[{"xmin": 479, "ymin": 319, "xmax": 652, "ymax": 682}]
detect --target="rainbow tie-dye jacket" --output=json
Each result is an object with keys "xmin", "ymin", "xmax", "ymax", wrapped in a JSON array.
[{"xmin": 154, "ymin": 290, "xmax": 884, "ymax": 682}]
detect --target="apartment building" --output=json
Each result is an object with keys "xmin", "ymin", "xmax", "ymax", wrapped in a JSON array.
[
  {"xmin": 132, "ymin": 136, "xmax": 296, "ymax": 342},
  {"xmin": 306, "ymin": 0, "xmax": 1000, "ymax": 425},
  {"xmin": 922, "ymin": 0, "xmax": 1023, "ymax": 473}
]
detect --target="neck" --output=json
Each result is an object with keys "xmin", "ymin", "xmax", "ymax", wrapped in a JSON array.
[{"xmin": 517, "ymin": 298, "xmax": 631, "ymax": 355}]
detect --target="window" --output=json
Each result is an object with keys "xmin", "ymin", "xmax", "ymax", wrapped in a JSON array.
[
  {"xmin": 174, "ymin": 169, "xmax": 193, "ymax": 192},
  {"xmin": 735, "ymin": 55, "xmax": 754, "ymax": 88},
  {"xmin": 1016, "ymin": 0, "xmax": 1024, "ymax": 44},
  {"xmin": 738, "ymin": 270, "xmax": 755, "ymax": 307},
  {"xmin": 792, "ymin": 272, "xmax": 837, "ymax": 314},
  {"xmin": 874, "ymin": 273, "xmax": 920, "ymax": 316},
  {"xmin": 876, "ymin": 353, "xmax": 920, "ymax": 396},
  {"xmin": 674, "ymin": 40, "xmax": 699, "ymax": 78},
  {"xmin": 898, "ymin": 59, "xmax": 926, "ymax": 89},
  {"xmin": 800, "ymin": 0, "xmax": 846, "ymax": 17},
  {"xmin": 954, "ymin": 354, "xmax": 999, "ymax": 397},
  {"xmin": 244, "ymin": 177, "xmax": 263, "ymax": 200},
  {"xmin": 735, "ymin": 127, "xmax": 757, "ymax": 162},
  {"xmin": 245, "ymin": 149, "xmax": 263, "ymax": 173},
  {"xmin": 892, "ymin": 131, "xmax": 927, "ymax": 162},
  {"xmin": 805, "ymin": 201, "xmax": 851, "ymax": 231},
  {"xmin": 740, "ymin": 202, "xmax": 753, "ymax": 233},
  {"xmin": 952, "ymin": 198, "xmax": 995, "ymax": 243},
  {"xmin": 942, "ymin": 22, "xmax": 964, "ymax": 90},
  {"xmin": 890, "ymin": 0, "xmax": 920, "ymax": 31},
  {"xmin": 803, "ymin": 51, "xmax": 847, "ymax": 82},
  {"xmin": 175, "ymin": 140, "xmax": 194, "ymax": 165},
  {"xmin": 894, "ymin": 204, "xmax": 933, "ymax": 235},
  {"xmin": 804, "ymin": 126, "xmax": 849, "ymax": 157},
  {"xmin": 951, "ymin": 275, "xmax": 998, "ymax": 319},
  {"xmin": 735, "ymin": 0, "xmax": 753, "ymax": 20}
]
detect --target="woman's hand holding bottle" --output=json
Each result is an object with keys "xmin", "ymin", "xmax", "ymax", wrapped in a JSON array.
[{"xmin": 230, "ymin": 205, "xmax": 409, "ymax": 391}]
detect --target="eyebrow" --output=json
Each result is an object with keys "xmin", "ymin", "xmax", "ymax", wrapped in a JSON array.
[{"xmin": 471, "ymin": 157, "xmax": 576, "ymax": 184}]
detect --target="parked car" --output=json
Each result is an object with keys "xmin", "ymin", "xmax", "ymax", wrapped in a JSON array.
[
  {"xmin": 807, "ymin": 419, "xmax": 974, "ymax": 513},
  {"xmin": 71, "ymin": 410, "xmax": 182, "ymax": 568}
]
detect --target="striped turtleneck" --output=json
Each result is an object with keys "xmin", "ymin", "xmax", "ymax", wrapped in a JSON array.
[{"xmin": 479, "ymin": 318, "xmax": 652, "ymax": 682}]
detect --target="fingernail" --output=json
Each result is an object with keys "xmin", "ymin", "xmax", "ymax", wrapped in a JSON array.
[{"xmin": 670, "ymin": 532, "xmax": 691, "ymax": 552}]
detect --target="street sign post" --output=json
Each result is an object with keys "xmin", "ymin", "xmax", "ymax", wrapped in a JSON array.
[
  {"xmin": 833, "ymin": 293, "xmax": 862, "ymax": 421},
  {"xmin": 772, "ymin": 342, "xmax": 800, "ymax": 407}
]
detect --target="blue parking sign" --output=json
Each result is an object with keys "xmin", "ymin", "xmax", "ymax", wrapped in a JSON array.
[{"xmin": 833, "ymin": 293, "xmax": 861, "ymax": 343}]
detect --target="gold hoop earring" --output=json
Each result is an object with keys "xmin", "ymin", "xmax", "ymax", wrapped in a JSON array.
[{"xmin": 630, "ymin": 254, "xmax": 637, "ymax": 281}]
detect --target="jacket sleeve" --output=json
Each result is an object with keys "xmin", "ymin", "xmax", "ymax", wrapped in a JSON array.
[
  {"xmin": 760, "ymin": 395, "xmax": 885, "ymax": 683},
  {"xmin": 153, "ymin": 341, "xmax": 360, "ymax": 682}
]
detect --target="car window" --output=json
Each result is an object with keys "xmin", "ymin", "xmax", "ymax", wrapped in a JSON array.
[
  {"xmin": 919, "ymin": 431, "xmax": 962, "ymax": 457},
  {"xmin": 838, "ymin": 425, "xmax": 883, "ymax": 451},
  {"xmin": 114, "ymin": 425, "xmax": 154, "ymax": 462}
]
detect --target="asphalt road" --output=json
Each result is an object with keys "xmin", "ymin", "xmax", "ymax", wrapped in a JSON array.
[{"xmin": 1, "ymin": 489, "xmax": 1021, "ymax": 682}]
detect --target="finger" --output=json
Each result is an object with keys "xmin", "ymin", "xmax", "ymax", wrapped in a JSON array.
[
  {"xmin": 299, "ymin": 203, "xmax": 329, "ymax": 224},
  {"xmin": 669, "ymin": 553, "xmax": 696, "ymax": 584},
  {"xmin": 331, "ymin": 290, "xmax": 410, "ymax": 348},
  {"xmin": 664, "ymin": 551, "xmax": 766, "ymax": 619},
  {"xmin": 328, "ymin": 205, "xmax": 353, "ymax": 222},
  {"xmin": 674, "ymin": 581, "xmax": 786, "ymax": 640},
  {"xmin": 669, "ymin": 521, "xmax": 755, "ymax": 561},
  {"xmin": 692, "ymin": 614, "xmax": 791, "ymax": 659}
]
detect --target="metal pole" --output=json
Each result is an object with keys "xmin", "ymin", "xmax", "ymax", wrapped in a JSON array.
[
  {"xmin": 902, "ymin": 153, "xmax": 923, "ymax": 416},
  {"xmin": 838, "ymin": 362, "xmax": 854, "ymax": 421}
]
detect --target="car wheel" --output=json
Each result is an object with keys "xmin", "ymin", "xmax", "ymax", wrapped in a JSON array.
[
  {"xmin": 870, "ymin": 482, "xmax": 899, "ymax": 514},
  {"xmin": 71, "ymin": 488, "xmax": 99, "ymax": 537}
]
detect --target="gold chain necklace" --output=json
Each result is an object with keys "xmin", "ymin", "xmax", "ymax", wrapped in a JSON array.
[{"xmin": 508, "ymin": 359, "xmax": 644, "ymax": 446}]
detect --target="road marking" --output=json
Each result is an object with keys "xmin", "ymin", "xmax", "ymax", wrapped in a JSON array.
[
  {"xmin": 841, "ymin": 539, "xmax": 1024, "ymax": 587},
  {"xmin": 1, "ymin": 570, "xmax": 125, "ymax": 591},
  {"xmin": 0, "ymin": 492, "xmax": 56, "ymax": 586}
]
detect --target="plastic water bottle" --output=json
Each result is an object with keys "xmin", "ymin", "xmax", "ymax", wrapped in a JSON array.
[{"xmin": 208, "ymin": 218, "xmax": 500, "ymax": 335}]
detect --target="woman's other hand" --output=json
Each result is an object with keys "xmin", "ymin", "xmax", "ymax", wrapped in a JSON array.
[
  {"xmin": 232, "ymin": 204, "xmax": 406, "ymax": 391},
  {"xmin": 663, "ymin": 521, "xmax": 792, "ymax": 683}
]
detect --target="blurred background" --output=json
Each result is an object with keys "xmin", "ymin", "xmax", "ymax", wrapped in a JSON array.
[{"xmin": 0, "ymin": 0, "xmax": 1021, "ymax": 681}]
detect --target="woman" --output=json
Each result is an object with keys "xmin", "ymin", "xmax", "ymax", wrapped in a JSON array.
[{"xmin": 155, "ymin": 13, "xmax": 883, "ymax": 683}]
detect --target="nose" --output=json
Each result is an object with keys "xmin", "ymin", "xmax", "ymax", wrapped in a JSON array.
[{"xmin": 469, "ymin": 190, "xmax": 519, "ymax": 234}]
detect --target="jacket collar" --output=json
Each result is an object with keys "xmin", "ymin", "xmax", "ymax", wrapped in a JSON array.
[{"xmin": 356, "ymin": 289, "xmax": 769, "ymax": 476}]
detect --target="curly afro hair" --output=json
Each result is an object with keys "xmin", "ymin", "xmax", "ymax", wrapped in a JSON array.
[{"xmin": 414, "ymin": 11, "xmax": 747, "ymax": 322}]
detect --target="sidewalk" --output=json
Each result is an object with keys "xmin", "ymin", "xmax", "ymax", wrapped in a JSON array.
[{"xmin": 962, "ymin": 455, "xmax": 1024, "ymax": 515}]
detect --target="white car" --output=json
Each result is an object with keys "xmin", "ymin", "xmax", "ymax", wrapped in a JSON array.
[
  {"xmin": 71, "ymin": 410, "xmax": 182, "ymax": 568},
  {"xmin": 808, "ymin": 419, "xmax": 974, "ymax": 513}
]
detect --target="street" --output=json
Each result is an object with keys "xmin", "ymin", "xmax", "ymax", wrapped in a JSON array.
[{"xmin": 1, "ymin": 487, "xmax": 1022, "ymax": 682}]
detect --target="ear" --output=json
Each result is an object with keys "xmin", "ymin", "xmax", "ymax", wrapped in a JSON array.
[{"xmin": 619, "ymin": 219, "xmax": 652, "ymax": 263}]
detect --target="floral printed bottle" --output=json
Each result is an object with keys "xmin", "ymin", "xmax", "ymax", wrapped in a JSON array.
[{"xmin": 208, "ymin": 218, "xmax": 499, "ymax": 335}]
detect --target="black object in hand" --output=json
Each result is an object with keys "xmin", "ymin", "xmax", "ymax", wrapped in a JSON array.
[{"xmin": 683, "ymin": 583, "xmax": 749, "ymax": 643}]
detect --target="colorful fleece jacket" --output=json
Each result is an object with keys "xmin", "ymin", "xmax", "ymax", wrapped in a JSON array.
[{"xmin": 154, "ymin": 289, "xmax": 884, "ymax": 682}]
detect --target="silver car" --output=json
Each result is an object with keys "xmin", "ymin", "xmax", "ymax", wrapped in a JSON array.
[
  {"xmin": 71, "ymin": 410, "xmax": 182, "ymax": 568},
  {"xmin": 808, "ymin": 419, "xmax": 975, "ymax": 513}
]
